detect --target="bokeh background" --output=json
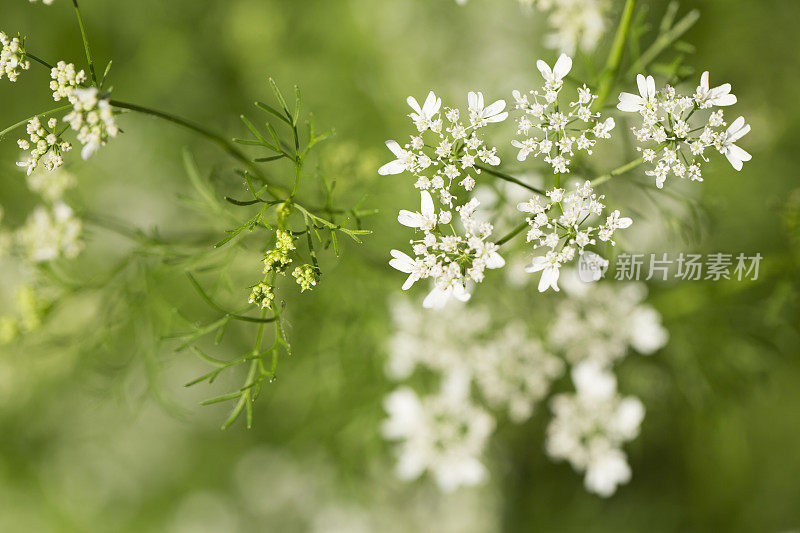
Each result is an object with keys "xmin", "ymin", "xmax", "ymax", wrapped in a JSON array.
[{"xmin": 1, "ymin": 0, "xmax": 799, "ymax": 531}]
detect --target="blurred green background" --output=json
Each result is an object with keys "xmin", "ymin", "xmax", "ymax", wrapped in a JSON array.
[{"xmin": 1, "ymin": 0, "xmax": 799, "ymax": 531}]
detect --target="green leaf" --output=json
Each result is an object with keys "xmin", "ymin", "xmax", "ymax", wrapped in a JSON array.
[
  {"xmin": 269, "ymin": 77, "xmax": 291, "ymax": 120},
  {"xmin": 255, "ymin": 101, "xmax": 292, "ymax": 125}
]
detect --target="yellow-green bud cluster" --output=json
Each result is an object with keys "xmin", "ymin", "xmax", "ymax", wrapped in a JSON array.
[
  {"xmin": 248, "ymin": 282, "xmax": 274, "ymax": 309},
  {"xmin": 292, "ymin": 264, "xmax": 317, "ymax": 292},
  {"xmin": 263, "ymin": 230, "xmax": 296, "ymax": 273}
]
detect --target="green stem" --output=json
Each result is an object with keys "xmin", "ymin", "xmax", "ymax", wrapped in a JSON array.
[
  {"xmin": 72, "ymin": 0, "xmax": 98, "ymax": 86},
  {"xmin": 497, "ymin": 222, "xmax": 528, "ymax": 247},
  {"xmin": 110, "ymin": 99, "xmax": 286, "ymax": 197},
  {"xmin": 628, "ymin": 9, "xmax": 700, "ymax": 76},
  {"xmin": 27, "ymin": 52, "xmax": 54, "ymax": 70},
  {"xmin": 223, "ymin": 307, "xmax": 269, "ymax": 430},
  {"xmin": 593, "ymin": 0, "xmax": 637, "ymax": 111},
  {"xmin": 591, "ymin": 157, "xmax": 644, "ymax": 186},
  {"xmin": 0, "ymin": 105, "xmax": 73, "ymax": 140},
  {"xmin": 476, "ymin": 164, "xmax": 545, "ymax": 196}
]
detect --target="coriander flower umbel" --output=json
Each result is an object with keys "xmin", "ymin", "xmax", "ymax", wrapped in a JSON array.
[
  {"xmin": 617, "ymin": 72, "xmax": 751, "ymax": 187},
  {"xmin": 0, "ymin": 32, "xmax": 31, "ymax": 82},
  {"xmin": 390, "ymin": 191, "xmax": 505, "ymax": 309},
  {"xmin": 64, "ymin": 87, "xmax": 119, "ymax": 160},
  {"xmin": 522, "ymin": 0, "xmax": 610, "ymax": 55},
  {"xmin": 511, "ymin": 54, "xmax": 615, "ymax": 175},
  {"xmin": 387, "ymin": 296, "xmax": 564, "ymax": 423},
  {"xmin": 549, "ymin": 279, "xmax": 669, "ymax": 367},
  {"xmin": 545, "ymin": 360, "xmax": 645, "ymax": 497},
  {"xmin": 381, "ymin": 91, "xmax": 508, "ymax": 308},
  {"xmin": 15, "ymin": 202, "xmax": 83, "ymax": 263},
  {"xmin": 50, "ymin": 61, "xmax": 87, "ymax": 101},
  {"xmin": 517, "ymin": 180, "xmax": 631, "ymax": 292},
  {"xmin": 378, "ymin": 90, "xmax": 506, "ymax": 195},
  {"xmin": 382, "ymin": 370, "xmax": 495, "ymax": 492},
  {"xmin": 16, "ymin": 117, "xmax": 73, "ymax": 175}
]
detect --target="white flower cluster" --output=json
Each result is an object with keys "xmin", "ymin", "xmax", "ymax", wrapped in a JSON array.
[
  {"xmin": 390, "ymin": 191, "xmax": 505, "ymax": 309},
  {"xmin": 471, "ymin": 323, "xmax": 565, "ymax": 422},
  {"xmin": 64, "ymin": 87, "xmax": 119, "ymax": 160},
  {"xmin": 549, "ymin": 280, "xmax": 669, "ymax": 366},
  {"xmin": 15, "ymin": 202, "xmax": 83, "ymax": 263},
  {"xmin": 388, "ymin": 298, "xmax": 564, "ymax": 421},
  {"xmin": 511, "ymin": 54, "xmax": 615, "ymax": 175},
  {"xmin": 517, "ymin": 180, "xmax": 632, "ymax": 292},
  {"xmin": 522, "ymin": 0, "xmax": 609, "ymax": 54},
  {"xmin": 618, "ymin": 72, "xmax": 751, "ymax": 188},
  {"xmin": 26, "ymin": 167, "xmax": 77, "ymax": 203},
  {"xmin": 50, "ymin": 61, "xmax": 87, "ymax": 101},
  {"xmin": 379, "ymin": 91, "xmax": 506, "ymax": 195},
  {"xmin": 545, "ymin": 360, "xmax": 644, "ymax": 497},
  {"xmin": 381, "ymin": 91, "xmax": 510, "ymax": 308},
  {"xmin": 383, "ymin": 371, "xmax": 495, "ymax": 493},
  {"xmin": 0, "ymin": 32, "xmax": 30, "ymax": 82},
  {"xmin": 383, "ymin": 298, "xmax": 565, "ymax": 491},
  {"xmin": 16, "ymin": 116, "xmax": 73, "ymax": 175},
  {"xmin": 453, "ymin": 0, "xmax": 609, "ymax": 55},
  {"xmin": 29, "ymin": 0, "xmax": 56, "ymax": 4}
]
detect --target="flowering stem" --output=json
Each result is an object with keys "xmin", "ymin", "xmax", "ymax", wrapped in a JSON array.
[
  {"xmin": 497, "ymin": 221, "xmax": 528, "ymax": 247},
  {"xmin": 591, "ymin": 157, "xmax": 644, "ymax": 186},
  {"xmin": 26, "ymin": 52, "xmax": 54, "ymax": 70},
  {"xmin": 110, "ymin": 99, "xmax": 286, "ymax": 197},
  {"xmin": 593, "ymin": 0, "xmax": 637, "ymax": 111},
  {"xmin": 476, "ymin": 164, "xmax": 545, "ymax": 196},
  {"xmin": 0, "ymin": 105, "xmax": 73, "ymax": 140},
  {"xmin": 71, "ymin": 0, "xmax": 98, "ymax": 86}
]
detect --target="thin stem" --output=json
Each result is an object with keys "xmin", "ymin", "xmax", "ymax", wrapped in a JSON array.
[
  {"xmin": 591, "ymin": 157, "xmax": 644, "ymax": 186},
  {"xmin": 476, "ymin": 164, "xmax": 545, "ymax": 196},
  {"xmin": 0, "ymin": 105, "xmax": 73, "ymax": 139},
  {"xmin": 72, "ymin": 0, "xmax": 98, "ymax": 86},
  {"xmin": 628, "ymin": 9, "xmax": 700, "ymax": 76},
  {"xmin": 593, "ymin": 0, "xmax": 637, "ymax": 111},
  {"xmin": 27, "ymin": 52, "xmax": 54, "ymax": 70},
  {"xmin": 110, "ymin": 99, "xmax": 286, "ymax": 197},
  {"xmin": 497, "ymin": 222, "xmax": 528, "ymax": 247}
]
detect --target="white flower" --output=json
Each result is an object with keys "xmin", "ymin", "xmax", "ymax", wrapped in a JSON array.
[
  {"xmin": 526, "ymin": 252, "xmax": 561, "ymax": 292},
  {"xmin": 618, "ymin": 71, "xmax": 751, "ymax": 185},
  {"xmin": 549, "ymin": 281, "xmax": 668, "ymax": 366},
  {"xmin": 545, "ymin": 361, "xmax": 645, "ymax": 497},
  {"xmin": 407, "ymin": 91, "xmax": 442, "ymax": 132},
  {"xmin": 378, "ymin": 140, "xmax": 415, "ymax": 175},
  {"xmin": 694, "ymin": 71, "xmax": 737, "ymax": 108},
  {"xmin": 530, "ymin": 0, "xmax": 610, "ymax": 55},
  {"xmin": 536, "ymin": 53, "xmax": 572, "ymax": 89},
  {"xmin": 617, "ymin": 74, "xmax": 656, "ymax": 113},
  {"xmin": 382, "ymin": 371, "xmax": 495, "ymax": 492},
  {"xmin": 16, "ymin": 116, "xmax": 72, "ymax": 175},
  {"xmin": 26, "ymin": 168, "xmax": 76, "ymax": 202},
  {"xmin": 716, "ymin": 116, "xmax": 752, "ymax": 171},
  {"xmin": 577, "ymin": 250, "xmax": 608, "ymax": 282},
  {"xmin": 63, "ymin": 87, "xmax": 119, "ymax": 160},
  {"xmin": 512, "ymin": 57, "xmax": 614, "ymax": 175},
  {"xmin": 467, "ymin": 91, "xmax": 508, "ymax": 126},
  {"xmin": 50, "ymin": 61, "xmax": 87, "ymax": 102},
  {"xmin": 389, "ymin": 250, "xmax": 425, "ymax": 290},
  {"xmin": 15, "ymin": 201, "xmax": 83, "ymax": 262},
  {"xmin": 398, "ymin": 190, "xmax": 437, "ymax": 231},
  {"xmin": 0, "ymin": 32, "xmax": 31, "ymax": 82},
  {"xmin": 518, "ymin": 182, "xmax": 630, "ymax": 289}
]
